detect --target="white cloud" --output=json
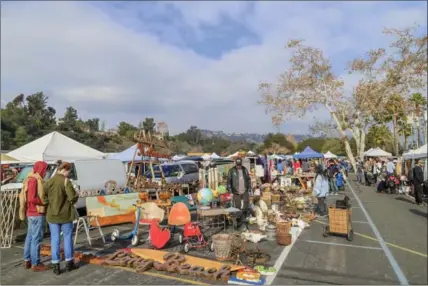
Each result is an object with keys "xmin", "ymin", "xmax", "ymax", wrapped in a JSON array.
[{"xmin": 1, "ymin": 1, "xmax": 426, "ymax": 135}]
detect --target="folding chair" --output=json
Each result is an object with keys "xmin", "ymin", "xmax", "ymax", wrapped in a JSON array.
[{"xmin": 73, "ymin": 208, "xmax": 105, "ymax": 247}]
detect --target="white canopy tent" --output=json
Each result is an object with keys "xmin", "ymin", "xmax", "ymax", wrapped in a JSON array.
[
  {"xmin": 324, "ymin": 151, "xmax": 338, "ymax": 159},
  {"xmin": 7, "ymin": 131, "xmax": 106, "ymax": 162},
  {"xmin": 363, "ymin": 148, "xmax": 374, "ymax": 156},
  {"xmin": 403, "ymin": 144, "xmax": 427, "ymax": 160},
  {"xmin": 172, "ymin": 154, "xmax": 186, "ymax": 161},
  {"xmin": 210, "ymin": 153, "xmax": 220, "ymax": 159},
  {"xmin": 202, "ymin": 153, "xmax": 211, "ymax": 161},
  {"xmin": 247, "ymin": 150, "xmax": 256, "ymax": 156},
  {"xmin": 364, "ymin": 147, "xmax": 392, "ymax": 157}
]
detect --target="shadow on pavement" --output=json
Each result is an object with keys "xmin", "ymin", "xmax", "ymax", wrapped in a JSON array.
[
  {"xmin": 409, "ymin": 209, "xmax": 428, "ymax": 219},
  {"xmin": 395, "ymin": 196, "xmax": 415, "ymax": 205}
]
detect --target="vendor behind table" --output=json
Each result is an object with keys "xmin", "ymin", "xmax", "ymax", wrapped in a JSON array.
[{"xmin": 227, "ymin": 157, "xmax": 251, "ymax": 229}]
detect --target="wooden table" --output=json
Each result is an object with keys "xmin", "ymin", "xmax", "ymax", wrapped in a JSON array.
[{"xmin": 196, "ymin": 208, "xmax": 227, "ymax": 230}]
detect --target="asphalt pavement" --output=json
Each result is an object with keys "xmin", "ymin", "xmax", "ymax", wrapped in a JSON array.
[
  {"xmin": 272, "ymin": 176, "xmax": 428, "ymax": 285},
  {"xmin": 1, "ymin": 176, "xmax": 426, "ymax": 285}
]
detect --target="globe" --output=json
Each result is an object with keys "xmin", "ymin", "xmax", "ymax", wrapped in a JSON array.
[
  {"xmin": 197, "ymin": 188, "xmax": 214, "ymax": 205},
  {"xmin": 217, "ymin": 185, "xmax": 227, "ymax": 195}
]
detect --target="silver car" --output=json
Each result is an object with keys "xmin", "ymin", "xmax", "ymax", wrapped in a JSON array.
[{"xmin": 146, "ymin": 160, "xmax": 199, "ymax": 184}]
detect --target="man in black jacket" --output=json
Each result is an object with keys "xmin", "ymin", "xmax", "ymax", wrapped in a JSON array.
[
  {"xmin": 413, "ymin": 159, "xmax": 426, "ymax": 206},
  {"xmin": 227, "ymin": 158, "xmax": 251, "ymax": 229}
]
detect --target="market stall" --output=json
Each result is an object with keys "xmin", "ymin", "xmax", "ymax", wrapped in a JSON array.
[
  {"xmin": 364, "ymin": 147, "xmax": 392, "ymax": 157},
  {"xmin": 324, "ymin": 151, "xmax": 338, "ymax": 159},
  {"xmin": 6, "ymin": 131, "xmax": 106, "ymax": 161}
]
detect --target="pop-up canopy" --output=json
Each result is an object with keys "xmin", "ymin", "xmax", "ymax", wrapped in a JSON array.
[
  {"xmin": 364, "ymin": 147, "xmax": 392, "ymax": 157},
  {"xmin": 294, "ymin": 146, "xmax": 323, "ymax": 159},
  {"xmin": 324, "ymin": 151, "xmax": 338, "ymax": 159},
  {"xmin": 403, "ymin": 144, "xmax": 427, "ymax": 160},
  {"xmin": 7, "ymin": 131, "xmax": 106, "ymax": 162}
]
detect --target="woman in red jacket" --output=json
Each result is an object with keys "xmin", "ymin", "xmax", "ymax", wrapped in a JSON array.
[{"xmin": 21, "ymin": 161, "xmax": 49, "ymax": 271}]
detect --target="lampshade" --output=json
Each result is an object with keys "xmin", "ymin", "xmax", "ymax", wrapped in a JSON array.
[{"xmin": 168, "ymin": 202, "xmax": 191, "ymax": 226}]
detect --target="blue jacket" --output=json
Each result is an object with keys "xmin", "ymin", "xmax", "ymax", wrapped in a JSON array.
[{"xmin": 313, "ymin": 175, "xmax": 329, "ymax": 198}]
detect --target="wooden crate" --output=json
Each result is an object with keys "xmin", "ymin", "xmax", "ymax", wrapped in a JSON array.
[{"xmin": 328, "ymin": 207, "xmax": 352, "ymax": 234}]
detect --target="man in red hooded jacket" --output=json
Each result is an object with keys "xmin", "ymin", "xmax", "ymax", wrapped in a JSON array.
[{"xmin": 23, "ymin": 161, "xmax": 50, "ymax": 271}]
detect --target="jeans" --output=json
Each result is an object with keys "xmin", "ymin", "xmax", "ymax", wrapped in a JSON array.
[
  {"xmin": 316, "ymin": 197, "xmax": 327, "ymax": 216},
  {"xmin": 329, "ymin": 178, "xmax": 339, "ymax": 193},
  {"xmin": 24, "ymin": 216, "xmax": 46, "ymax": 265},
  {"xmin": 49, "ymin": 222, "xmax": 74, "ymax": 264}
]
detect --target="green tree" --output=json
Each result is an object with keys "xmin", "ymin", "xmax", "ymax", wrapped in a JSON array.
[
  {"xmin": 14, "ymin": 126, "xmax": 29, "ymax": 147},
  {"xmin": 409, "ymin": 92, "xmax": 427, "ymax": 146},
  {"xmin": 186, "ymin": 126, "xmax": 202, "ymax": 145},
  {"xmin": 86, "ymin": 118, "xmax": 100, "ymax": 132},
  {"xmin": 58, "ymin": 106, "xmax": 78, "ymax": 132},
  {"xmin": 263, "ymin": 133, "xmax": 295, "ymax": 153},
  {"xmin": 142, "ymin": 117, "xmax": 156, "ymax": 134},
  {"xmin": 118, "ymin": 121, "xmax": 137, "ymax": 137},
  {"xmin": 366, "ymin": 125, "xmax": 393, "ymax": 150}
]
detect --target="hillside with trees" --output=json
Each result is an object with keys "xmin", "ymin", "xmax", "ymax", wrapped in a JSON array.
[{"xmin": 2, "ymin": 91, "xmax": 411, "ymax": 157}]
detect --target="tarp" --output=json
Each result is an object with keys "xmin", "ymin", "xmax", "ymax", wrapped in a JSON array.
[
  {"xmin": 247, "ymin": 150, "xmax": 256, "ymax": 156},
  {"xmin": 7, "ymin": 131, "xmax": 106, "ymax": 162},
  {"xmin": 293, "ymin": 146, "xmax": 323, "ymax": 159},
  {"xmin": 364, "ymin": 147, "xmax": 392, "ymax": 157},
  {"xmin": 363, "ymin": 148, "xmax": 374, "ymax": 156},
  {"xmin": 324, "ymin": 151, "xmax": 337, "ymax": 159},
  {"xmin": 211, "ymin": 153, "xmax": 220, "ymax": 159},
  {"xmin": 403, "ymin": 144, "xmax": 427, "ymax": 160}
]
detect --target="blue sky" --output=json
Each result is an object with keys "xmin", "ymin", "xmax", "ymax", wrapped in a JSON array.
[{"xmin": 1, "ymin": 1, "xmax": 427, "ymax": 134}]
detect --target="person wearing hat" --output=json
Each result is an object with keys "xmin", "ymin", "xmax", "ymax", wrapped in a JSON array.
[{"xmin": 227, "ymin": 157, "xmax": 251, "ymax": 229}]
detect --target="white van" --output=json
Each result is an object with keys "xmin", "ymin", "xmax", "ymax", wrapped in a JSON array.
[{"xmin": 1, "ymin": 159, "xmax": 127, "ymax": 209}]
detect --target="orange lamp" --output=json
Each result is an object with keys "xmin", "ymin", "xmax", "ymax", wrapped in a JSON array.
[{"xmin": 168, "ymin": 202, "xmax": 191, "ymax": 226}]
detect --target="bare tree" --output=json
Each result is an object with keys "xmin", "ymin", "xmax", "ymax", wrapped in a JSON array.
[
  {"xmin": 349, "ymin": 26, "xmax": 427, "ymax": 155},
  {"xmin": 259, "ymin": 39, "xmax": 361, "ymax": 170}
]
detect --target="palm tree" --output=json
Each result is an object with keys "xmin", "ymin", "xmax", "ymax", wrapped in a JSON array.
[
  {"xmin": 397, "ymin": 117, "xmax": 412, "ymax": 151},
  {"xmin": 409, "ymin": 93, "xmax": 427, "ymax": 146},
  {"xmin": 367, "ymin": 125, "xmax": 393, "ymax": 150}
]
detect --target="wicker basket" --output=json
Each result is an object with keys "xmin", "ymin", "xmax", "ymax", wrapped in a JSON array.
[
  {"xmin": 328, "ymin": 206, "xmax": 352, "ymax": 234},
  {"xmin": 271, "ymin": 194, "xmax": 281, "ymax": 204},
  {"xmin": 277, "ymin": 232, "xmax": 292, "ymax": 246},
  {"xmin": 276, "ymin": 221, "xmax": 291, "ymax": 234},
  {"xmin": 212, "ymin": 233, "xmax": 233, "ymax": 261}
]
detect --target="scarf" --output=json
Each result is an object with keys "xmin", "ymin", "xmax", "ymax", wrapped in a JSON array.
[{"xmin": 19, "ymin": 172, "xmax": 46, "ymax": 220}]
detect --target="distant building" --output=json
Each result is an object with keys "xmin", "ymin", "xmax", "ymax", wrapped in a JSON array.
[{"xmin": 156, "ymin": 121, "xmax": 169, "ymax": 140}]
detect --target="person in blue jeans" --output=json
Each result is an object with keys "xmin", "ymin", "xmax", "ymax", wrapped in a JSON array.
[
  {"xmin": 313, "ymin": 165, "xmax": 329, "ymax": 217},
  {"xmin": 44, "ymin": 160, "xmax": 79, "ymax": 275},
  {"xmin": 20, "ymin": 161, "xmax": 49, "ymax": 271}
]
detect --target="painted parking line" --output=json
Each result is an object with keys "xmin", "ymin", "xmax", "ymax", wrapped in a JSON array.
[
  {"xmin": 316, "ymin": 218, "xmax": 368, "ymax": 224},
  {"xmin": 265, "ymin": 227, "xmax": 301, "ymax": 285},
  {"xmin": 347, "ymin": 180, "xmax": 409, "ymax": 285},
  {"xmin": 313, "ymin": 220, "xmax": 428, "ymax": 258},
  {"xmin": 300, "ymin": 239, "xmax": 383, "ymax": 250}
]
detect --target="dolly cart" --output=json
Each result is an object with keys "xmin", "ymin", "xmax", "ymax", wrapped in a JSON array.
[{"xmin": 323, "ymin": 205, "xmax": 353, "ymax": 241}]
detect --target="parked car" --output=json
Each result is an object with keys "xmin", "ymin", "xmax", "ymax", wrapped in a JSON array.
[
  {"xmin": 1, "ymin": 159, "xmax": 127, "ymax": 209},
  {"xmin": 145, "ymin": 160, "xmax": 199, "ymax": 184}
]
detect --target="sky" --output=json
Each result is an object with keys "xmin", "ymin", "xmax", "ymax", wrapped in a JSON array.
[{"xmin": 1, "ymin": 1, "xmax": 427, "ymax": 135}]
